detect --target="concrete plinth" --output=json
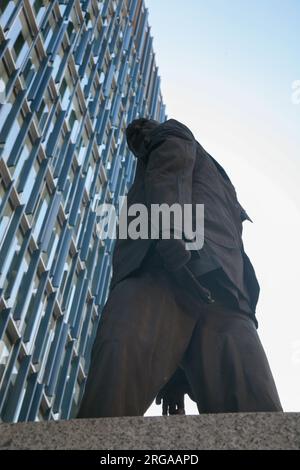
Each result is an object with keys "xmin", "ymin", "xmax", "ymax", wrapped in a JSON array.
[{"xmin": 0, "ymin": 412, "xmax": 299, "ymax": 450}]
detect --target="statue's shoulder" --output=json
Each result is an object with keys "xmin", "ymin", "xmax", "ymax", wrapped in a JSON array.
[{"xmin": 150, "ymin": 118, "xmax": 195, "ymax": 143}]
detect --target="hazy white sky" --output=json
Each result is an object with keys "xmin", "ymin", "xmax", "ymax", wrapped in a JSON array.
[{"xmin": 144, "ymin": 0, "xmax": 300, "ymax": 416}]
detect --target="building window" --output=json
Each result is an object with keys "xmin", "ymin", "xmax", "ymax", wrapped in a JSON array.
[
  {"xmin": 0, "ymin": 333, "xmax": 11, "ymax": 385},
  {"xmin": 0, "ymin": 0, "xmax": 10, "ymax": 13},
  {"xmin": 4, "ymin": 237, "xmax": 31, "ymax": 307},
  {"xmin": 0, "ymin": 1, "xmax": 14, "ymax": 29},
  {"xmin": 0, "ymin": 199, "xmax": 13, "ymax": 251},
  {"xmin": 19, "ymin": 154, "xmax": 40, "ymax": 207},
  {"xmin": 13, "ymin": 31, "xmax": 25, "ymax": 58},
  {"xmin": 60, "ymin": 77, "xmax": 71, "ymax": 110},
  {"xmin": 41, "ymin": 19, "xmax": 53, "ymax": 51},
  {"xmin": 67, "ymin": 20, "xmax": 74, "ymax": 40},
  {"xmin": 42, "ymin": 226, "xmax": 60, "ymax": 271},
  {"xmin": 2, "ymin": 93, "xmax": 24, "ymax": 165},
  {"xmin": 33, "ymin": 0, "xmax": 43, "ymax": 15},
  {"xmin": 10, "ymin": 139, "xmax": 30, "ymax": 182},
  {"xmin": 32, "ymin": 190, "xmax": 50, "ymax": 242},
  {"xmin": 0, "ymin": 179, "xmax": 7, "ymax": 207}
]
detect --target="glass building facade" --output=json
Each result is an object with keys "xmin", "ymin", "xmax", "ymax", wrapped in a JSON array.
[{"xmin": 0, "ymin": 0, "xmax": 166, "ymax": 422}]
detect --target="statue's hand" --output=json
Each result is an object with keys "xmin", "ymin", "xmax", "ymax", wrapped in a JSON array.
[
  {"xmin": 155, "ymin": 384, "xmax": 186, "ymax": 416},
  {"xmin": 155, "ymin": 367, "xmax": 191, "ymax": 416},
  {"xmin": 155, "ymin": 238, "xmax": 191, "ymax": 272}
]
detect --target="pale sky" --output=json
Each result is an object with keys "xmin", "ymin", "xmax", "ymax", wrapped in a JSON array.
[{"xmin": 144, "ymin": 0, "xmax": 300, "ymax": 416}]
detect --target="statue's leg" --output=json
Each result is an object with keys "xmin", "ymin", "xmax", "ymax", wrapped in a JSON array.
[
  {"xmin": 180, "ymin": 300, "xmax": 283, "ymax": 413},
  {"xmin": 77, "ymin": 267, "xmax": 197, "ymax": 418}
]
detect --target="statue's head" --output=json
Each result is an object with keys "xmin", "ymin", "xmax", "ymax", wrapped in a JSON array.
[{"xmin": 126, "ymin": 118, "xmax": 160, "ymax": 160}]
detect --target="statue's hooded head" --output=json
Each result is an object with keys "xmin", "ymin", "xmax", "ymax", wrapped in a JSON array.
[{"xmin": 125, "ymin": 118, "xmax": 160, "ymax": 161}]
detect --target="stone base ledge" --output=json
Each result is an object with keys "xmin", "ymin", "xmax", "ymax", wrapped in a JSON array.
[{"xmin": 0, "ymin": 412, "xmax": 299, "ymax": 450}]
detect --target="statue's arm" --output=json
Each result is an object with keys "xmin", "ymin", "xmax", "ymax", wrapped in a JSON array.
[
  {"xmin": 144, "ymin": 132, "xmax": 196, "ymax": 221},
  {"xmin": 144, "ymin": 132, "xmax": 197, "ymax": 271}
]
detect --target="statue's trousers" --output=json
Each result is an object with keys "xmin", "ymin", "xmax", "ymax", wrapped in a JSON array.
[{"xmin": 77, "ymin": 259, "xmax": 282, "ymax": 418}]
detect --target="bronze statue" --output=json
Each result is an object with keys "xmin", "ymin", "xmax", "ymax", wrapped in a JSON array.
[{"xmin": 77, "ymin": 118, "xmax": 282, "ymax": 417}]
